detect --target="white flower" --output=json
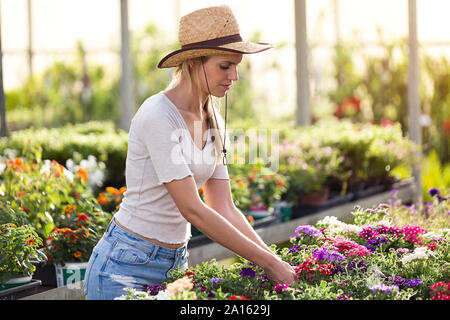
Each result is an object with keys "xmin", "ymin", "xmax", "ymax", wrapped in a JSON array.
[
  {"xmin": 401, "ymin": 246, "xmax": 430, "ymax": 264},
  {"xmin": 155, "ymin": 290, "xmax": 171, "ymax": 300},
  {"xmin": 40, "ymin": 159, "xmax": 51, "ymax": 175},
  {"xmin": 317, "ymin": 216, "xmax": 362, "ymax": 236}
]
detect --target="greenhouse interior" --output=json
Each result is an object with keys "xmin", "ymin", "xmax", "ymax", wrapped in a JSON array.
[{"xmin": 0, "ymin": 0, "xmax": 448, "ymax": 307}]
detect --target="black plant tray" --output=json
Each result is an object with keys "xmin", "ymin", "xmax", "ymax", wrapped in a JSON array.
[
  {"xmin": 291, "ymin": 192, "xmax": 355, "ymax": 219},
  {"xmin": 0, "ymin": 279, "xmax": 42, "ymax": 300}
]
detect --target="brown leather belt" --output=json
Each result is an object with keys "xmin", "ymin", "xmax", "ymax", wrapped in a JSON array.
[{"xmin": 113, "ymin": 217, "xmax": 186, "ymax": 249}]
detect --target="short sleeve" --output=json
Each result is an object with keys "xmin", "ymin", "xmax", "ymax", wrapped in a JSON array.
[
  {"xmin": 209, "ymin": 160, "xmax": 230, "ymax": 180},
  {"xmin": 137, "ymin": 110, "xmax": 193, "ymax": 185}
]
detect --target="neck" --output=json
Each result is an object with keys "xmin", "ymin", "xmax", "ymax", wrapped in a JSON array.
[{"xmin": 165, "ymin": 81, "xmax": 207, "ymax": 116}]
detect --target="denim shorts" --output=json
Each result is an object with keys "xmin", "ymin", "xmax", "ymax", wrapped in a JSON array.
[{"xmin": 83, "ymin": 219, "xmax": 189, "ymax": 300}]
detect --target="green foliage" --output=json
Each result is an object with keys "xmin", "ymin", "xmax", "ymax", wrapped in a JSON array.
[
  {"xmin": 0, "ymin": 140, "xmax": 111, "ymax": 266},
  {"xmin": 421, "ymin": 150, "xmax": 450, "ymax": 202},
  {"xmin": 0, "ymin": 223, "xmax": 46, "ymax": 284},
  {"xmin": 0, "ymin": 121, "xmax": 128, "ymax": 187},
  {"xmin": 280, "ymin": 120, "xmax": 418, "ymax": 198},
  {"xmin": 117, "ymin": 197, "xmax": 449, "ymax": 300},
  {"xmin": 328, "ymin": 35, "xmax": 450, "ymax": 165}
]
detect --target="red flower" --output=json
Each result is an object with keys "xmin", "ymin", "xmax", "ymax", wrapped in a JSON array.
[
  {"xmin": 230, "ymin": 295, "xmax": 250, "ymax": 300},
  {"xmin": 381, "ymin": 118, "xmax": 395, "ymax": 127},
  {"xmin": 184, "ymin": 270, "xmax": 196, "ymax": 277},
  {"xmin": 77, "ymin": 213, "xmax": 91, "ymax": 224},
  {"xmin": 427, "ymin": 242, "xmax": 437, "ymax": 251},
  {"xmin": 443, "ymin": 120, "xmax": 450, "ymax": 136}
]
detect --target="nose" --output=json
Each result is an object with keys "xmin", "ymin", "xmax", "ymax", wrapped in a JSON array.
[{"xmin": 228, "ymin": 66, "xmax": 239, "ymax": 82}]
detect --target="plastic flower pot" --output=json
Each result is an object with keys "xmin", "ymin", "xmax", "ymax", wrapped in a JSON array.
[
  {"xmin": 299, "ymin": 187, "xmax": 330, "ymax": 205},
  {"xmin": 247, "ymin": 206, "xmax": 273, "ymax": 221},
  {"xmin": 54, "ymin": 262, "xmax": 88, "ymax": 288}
]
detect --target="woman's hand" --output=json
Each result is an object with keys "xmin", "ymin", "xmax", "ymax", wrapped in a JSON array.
[{"xmin": 263, "ymin": 257, "xmax": 298, "ymax": 285}]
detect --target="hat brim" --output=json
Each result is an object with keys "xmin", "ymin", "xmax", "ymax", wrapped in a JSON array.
[{"xmin": 158, "ymin": 41, "xmax": 273, "ymax": 68}]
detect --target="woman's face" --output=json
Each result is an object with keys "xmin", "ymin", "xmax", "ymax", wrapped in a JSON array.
[{"xmin": 194, "ymin": 54, "xmax": 243, "ymax": 98}]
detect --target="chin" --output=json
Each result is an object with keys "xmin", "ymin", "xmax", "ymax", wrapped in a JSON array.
[{"xmin": 214, "ymin": 92, "xmax": 227, "ymax": 98}]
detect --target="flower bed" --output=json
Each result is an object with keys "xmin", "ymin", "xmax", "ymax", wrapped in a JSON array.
[{"xmin": 117, "ymin": 190, "xmax": 449, "ymax": 300}]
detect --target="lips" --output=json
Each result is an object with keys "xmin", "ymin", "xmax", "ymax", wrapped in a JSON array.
[{"xmin": 221, "ymin": 84, "xmax": 231, "ymax": 90}]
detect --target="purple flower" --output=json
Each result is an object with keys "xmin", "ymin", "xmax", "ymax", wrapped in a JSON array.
[
  {"xmin": 332, "ymin": 264, "xmax": 346, "ymax": 275},
  {"xmin": 240, "ymin": 267, "xmax": 256, "ymax": 278},
  {"xmin": 370, "ymin": 283, "xmax": 398, "ymax": 294},
  {"xmin": 403, "ymin": 279, "xmax": 423, "ymax": 287},
  {"xmin": 390, "ymin": 189, "xmax": 399, "ymax": 196},
  {"xmin": 388, "ymin": 276, "xmax": 423, "ymax": 287},
  {"xmin": 312, "ymin": 247, "xmax": 346, "ymax": 263},
  {"xmin": 338, "ymin": 294, "xmax": 352, "ymax": 300},
  {"xmin": 288, "ymin": 244, "xmax": 304, "ymax": 254},
  {"xmin": 294, "ymin": 225, "xmax": 324, "ymax": 238},
  {"xmin": 428, "ymin": 188, "xmax": 440, "ymax": 197},
  {"xmin": 349, "ymin": 260, "xmax": 367, "ymax": 272},
  {"xmin": 144, "ymin": 284, "xmax": 166, "ymax": 296},
  {"xmin": 210, "ymin": 278, "xmax": 224, "ymax": 285},
  {"xmin": 274, "ymin": 283, "xmax": 289, "ymax": 294}
]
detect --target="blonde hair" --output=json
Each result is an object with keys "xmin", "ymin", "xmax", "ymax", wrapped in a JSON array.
[{"xmin": 167, "ymin": 57, "xmax": 225, "ymax": 165}]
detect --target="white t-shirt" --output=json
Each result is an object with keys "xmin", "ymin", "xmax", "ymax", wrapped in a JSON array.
[{"xmin": 114, "ymin": 92, "xmax": 229, "ymax": 244}]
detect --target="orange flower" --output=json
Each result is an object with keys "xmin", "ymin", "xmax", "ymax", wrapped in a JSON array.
[
  {"xmin": 77, "ymin": 167, "xmax": 89, "ymax": 180},
  {"xmin": 62, "ymin": 228, "xmax": 73, "ymax": 235},
  {"xmin": 26, "ymin": 238, "xmax": 35, "ymax": 246},
  {"xmin": 15, "ymin": 158, "xmax": 23, "ymax": 166},
  {"xmin": 65, "ymin": 204, "xmax": 77, "ymax": 214},
  {"xmin": 237, "ymin": 181, "xmax": 245, "ymax": 188},
  {"xmin": 73, "ymin": 251, "xmax": 82, "ymax": 259},
  {"xmin": 277, "ymin": 179, "xmax": 285, "ymax": 187},
  {"xmin": 246, "ymin": 215, "xmax": 255, "ymax": 224},
  {"xmin": 97, "ymin": 193, "xmax": 110, "ymax": 205},
  {"xmin": 119, "ymin": 187, "xmax": 127, "ymax": 195},
  {"xmin": 198, "ymin": 188, "xmax": 204, "ymax": 195},
  {"xmin": 17, "ymin": 191, "xmax": 26, "ymax": 197},
  {"xmin": 106, "ymin": 187, "xmax": 120, "ymax": 197}
]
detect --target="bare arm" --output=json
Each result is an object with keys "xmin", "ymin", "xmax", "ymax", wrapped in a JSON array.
[
  {"xmin": 164, "ymin": 176, "xmax": 296, "ymax": 285},
  {"xmin": 202, "ymin": 178, "xmax": 273, "ymax": 255}
]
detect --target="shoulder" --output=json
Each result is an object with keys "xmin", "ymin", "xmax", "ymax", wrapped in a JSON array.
[{"xmin": 133, "ymin": 92, "xmax": 178, "ymax": 129}]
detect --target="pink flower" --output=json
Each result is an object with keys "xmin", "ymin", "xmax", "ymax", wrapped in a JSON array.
[{"xmin": 401, "ymin": 224, "xmax": 425, "ymax": 244}]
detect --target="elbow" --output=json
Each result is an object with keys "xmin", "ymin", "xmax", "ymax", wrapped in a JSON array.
[{"xmin": 179, "ymin": 199, "xmax": 205, "ymax": 222}]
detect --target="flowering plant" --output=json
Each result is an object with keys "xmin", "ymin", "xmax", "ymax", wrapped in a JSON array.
[
  {"xmin": 0, "ymin": 223, "xmax": 46, "ymax": 284},
  {"xmin": 117, "ymin": 192, "xmax": 449, "ymax": 300},
  {"xmin": 44, "ymin": 207, "xmax": 103, "ymax": 265},
  {"xmin": 279, "ymin": 142, "xmax": 343, "ymax": 200},
  {"xmin": 0, "ymin": 140, "xmax": 108, "ymax": 239},
  {"xmin": 229, "ymin": 161, "xmax": 287, "ymax": 212},
  {"xmin": 96, "ymin": 186, "xmax": 127, "ymax": 213},
  {"xmin": 65, "ymin": 152, "xmax": 106, "ymax": 194}
]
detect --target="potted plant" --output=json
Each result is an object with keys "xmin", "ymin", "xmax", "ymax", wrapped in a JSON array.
[
  {"xmin": 44, "ymin": 205, "xmax": 107, "ymax": 288},
  {"xmin": 281, "ymin": 145, "xmax": 343, "ymax": 205},
  {"xmin": 0, "ymin": 223, "xmax": 46, "ymax": 294},
  {"xmin": 245, "ymin": 162, "xmax": 287, "ymax": 221}
]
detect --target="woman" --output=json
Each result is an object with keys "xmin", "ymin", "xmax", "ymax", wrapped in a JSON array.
[{"xmin": 84, "ymin": 5, "xmax": 297, "ymax": 300}]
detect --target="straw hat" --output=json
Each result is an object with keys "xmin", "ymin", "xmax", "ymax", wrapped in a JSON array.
[{"xmin": 158, "ymin": 5, "xmax": 273, "ymax": 68}]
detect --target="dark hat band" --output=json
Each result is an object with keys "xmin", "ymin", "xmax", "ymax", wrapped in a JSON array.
[{"xmin": 181, "ymin": 34, "xmax": 243, "ymax": 50}]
